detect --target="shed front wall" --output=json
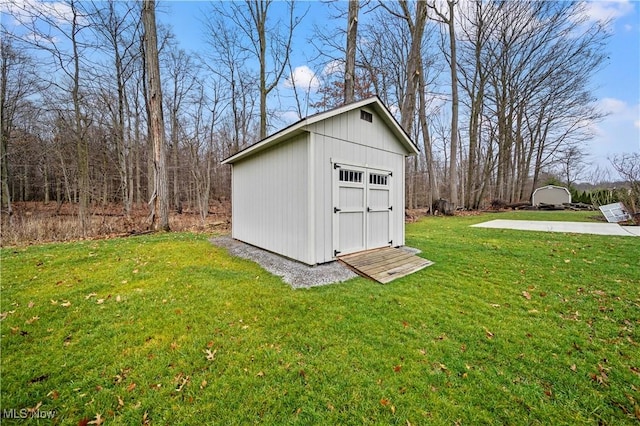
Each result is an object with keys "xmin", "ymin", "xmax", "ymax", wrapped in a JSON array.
[
  {"xmin": 231, "ymin": 133, "xmax": 311, "ymax": 264},
  {"xmin": 532, "ymin": 187, "xmax": 571, "ymax": 206},
  {"xmin": 308, "ymin": 108, "xmax": 409, "ymax": 264}
]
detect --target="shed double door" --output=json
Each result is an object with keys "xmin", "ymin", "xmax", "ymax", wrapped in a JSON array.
[{"xmin": 332, "ymin": 164, "xmax": 393, "ymax": 257}]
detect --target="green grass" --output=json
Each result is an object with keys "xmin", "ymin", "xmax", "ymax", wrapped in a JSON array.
[{"xmin": 1, "ymin": 211, "xmax": 639, "ymax": 425}]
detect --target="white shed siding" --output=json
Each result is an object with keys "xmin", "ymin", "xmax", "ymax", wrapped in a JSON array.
[
  {"xmin": 307, "ymin": 107, "xmax": 403, "ymax": 154},
  {"xmin": 311, "ymin": 118, "xmax": 408, "ymax": 263},
  {"xmin": 231, "ymin": 134, "xmax": 311, "ymax": 263},
  {"xmin": 532, "ymin": 185, "xmax": 571, "ymax": 206}
]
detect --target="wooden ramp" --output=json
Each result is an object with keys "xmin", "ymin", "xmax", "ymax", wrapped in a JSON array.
[{"xmin": 338, "ymin": 247, "xmax": 433, "ymax": 284}]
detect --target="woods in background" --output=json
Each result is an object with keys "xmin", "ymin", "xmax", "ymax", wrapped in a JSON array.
[{"xmin": 1, "ymin": 0, "xmax": 623, "ymax": 239}]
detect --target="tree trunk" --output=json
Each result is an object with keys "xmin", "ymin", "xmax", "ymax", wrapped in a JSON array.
[
  {"xmin": 142, "ymin": 0, "xmax": 170, "ymax": 231},
  {"xmin": 399, "ymin": 1, "xmax": 427, "ymax": 135},
  {"xmin": 70, "ymin": 2, "xmax": 90, "ymax": 236},
  {"xmin": 344, "ymin": 0, "xmax": 359, "ymax": 104}
]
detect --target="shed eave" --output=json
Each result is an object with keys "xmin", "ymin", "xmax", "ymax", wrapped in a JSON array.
[{"xmin": 221, "ymin": 126, "xmax": 309, "ymax": 165}]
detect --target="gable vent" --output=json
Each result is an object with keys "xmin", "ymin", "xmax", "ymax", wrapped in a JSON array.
[{"xmin": 360, "ymin": 110, "xmax": 373, "ymax": 122}]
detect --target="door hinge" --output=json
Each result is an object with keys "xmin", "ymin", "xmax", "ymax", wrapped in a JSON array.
[
  {"xmin": 334, "ymin": 250, "xmax": 341, "ymax": 256},
  {"xmin": 333, "ymin": 163, "xmax": 341, "ymax": 169},
  {"xmin": 367, "ymin": 207, "xmax": 371, "ymax": 212},
  {"xmin": 334, "ymin": 207, "xmax": 341, "ymax": 213},
  {"xmin": 389, "ymin": 172, "xmax": 393, "ymax": 177},
  {"xmin": 388, "ymin": 206, "xmax": 393, "ymax": 211},
  {"xmin": 389, "ymin": 240, "xmax": 393, "ymax": 245}
]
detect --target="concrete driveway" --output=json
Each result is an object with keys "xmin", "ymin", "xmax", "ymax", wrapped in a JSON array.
[{"xmin": 471, "ymin": 219, "xmax": 640, "ymax": 237}]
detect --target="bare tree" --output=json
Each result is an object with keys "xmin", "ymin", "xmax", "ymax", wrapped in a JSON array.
[
  {"xmin": 429, "ymin": 0, "xmax": 459, "ymax": 208},
  {"xmin": 610, "ymin": 153, "xmax": 640, "ymax": 214},
  {"xmin": 87, "ymin": 0, "xmax": 141, "ymax": 217},
  {"xmin": 142, "ymin": 0, "xmax": 169, "ymax": 231},
  {"xmin": 202, "ymin": 11, "xmax": 258, "ymax": 154},
  {"xmin": 555, "ymin": 144, "xmax": 590, "ymax": 189},
  {"xmin": 163, "ymin": 45, "xmax": 198, "ymax": 213},
  {"xmin": 0, "ymin": 39, "xmax": 41, "ymax": 216},
  {"xmin": 209, "ymin": 0, "xmax": 299, "ymax": 139}
]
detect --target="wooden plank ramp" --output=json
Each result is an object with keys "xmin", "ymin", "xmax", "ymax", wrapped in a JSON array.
[{"xmin": 338, "ymin": 247, "xmax": 433, "ymax": 284}]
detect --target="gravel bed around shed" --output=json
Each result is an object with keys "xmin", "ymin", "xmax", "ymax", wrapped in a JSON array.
[{"xmin": 210, "ymin": 236, "xmax": 359, "ymax": 289}]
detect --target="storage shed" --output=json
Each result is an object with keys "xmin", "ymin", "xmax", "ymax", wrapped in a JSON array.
[
  {"xmin": 532, "ymin": 185, "xmax": 571, "ymax": 206},
  {"xmin": 221, "ymin": 97, "xmax": 419, "ymax": 265}
]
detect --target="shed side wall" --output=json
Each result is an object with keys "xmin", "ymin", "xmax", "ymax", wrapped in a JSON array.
[
  {"xmin": 532, "ymin": 187, "xmax": 571, "ymax": 206},
  {"xmin": 231, "ymin": 134, "xmax": 311, "ymax": 264}
]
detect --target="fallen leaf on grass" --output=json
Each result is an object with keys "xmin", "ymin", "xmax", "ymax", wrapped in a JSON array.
[
  {"xmin": 126, "ymin": 382, "xmax": 136, "ymax": 392},
  {"xmin": 590, "ymin": 364, "xmax": 609, "ymax": 386},
  {"xmin": 200, "ymin": 380, "xmax": 207, "ymax": 389},
  {"xmin": 28, "ymin": 301, "xmax": 35, "ymax": 308},
  {"xmin": 570, "ymin": 364, "xmax": 577, "ymax": 372},
  {"xmin": 204, "ymin": 348, "xmax": 217, "ymax": 361},
  {"xmin": 175, "ymin": 375, "xmax": 190, "ymax": 392},
  {"xmin": 96, "ymin": 299, "xmax": 105, "ymax": 305},
  {"xmin": 522, "ymin": 291, "xmax": 531, "ymax": 300},
  {"xmin": 25, "ymin": 316, "xmax": 40, "ymax": 324},
  {"xmin": 393, "ymin": 365, "xmax": 402, "ymax": 372},
  {"xmin": 87, "ymin": 414, "xmax": 104, "ymax": 425},
  {"xmin": 256, "ymin": 371, "xmax": 265, "ymax": 377},
  {"xmin": 380, "ymin": 398, "xmax": 390, "ymax": 406},
  {"xmin": 484, "ymin": 328, "xmax": 494, "ymax": 339},
  {"xmin": 61, "ymin": 301, "xmax": 72, "ymax": 307},
  {"xmin": 85, "ymin": 293, "xmax": 97, "ymax": 300},
  {"xmin": 117, "ymin": 395, "xmax": 124, "ymax": 408}
]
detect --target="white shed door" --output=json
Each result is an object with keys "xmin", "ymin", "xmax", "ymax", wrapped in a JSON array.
[{"xmin": 333, "ymin": 164, "xmax": 393, "ymax": 257}]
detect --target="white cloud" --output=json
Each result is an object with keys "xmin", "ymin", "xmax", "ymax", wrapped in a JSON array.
[
  {"xmin": 284, "ymin": 65, "xmax": 321, "ymax": 91},
  {"xmin": 323, "ymin": 59, "xmax": 344, "ymax": 77},
  {"xmin": 589, "ymin": 98, "xmax": 640, "ymax": 167},
  {"xmin": 280, "ymin": 110, "xmax": 302, "ymax": 124},
  {"xmin": 1, "ymin": 0, "xmax": 79, "ymax": 26},
  {"xmin": 600, "ymin": 97, "xmax": 628, "ymax": 114},
  {"xmin": 580, "ymin": 0, "xmax": 634, "ymax": 24}
]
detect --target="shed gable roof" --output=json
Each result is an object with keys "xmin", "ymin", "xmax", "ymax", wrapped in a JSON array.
[
  {"xmin": 533, "ymin": 185, "xmax": 571, "ymax": 195},
  {"xmin": 221, "ymin": 96, "xmax": 419, "ymax": 165}
]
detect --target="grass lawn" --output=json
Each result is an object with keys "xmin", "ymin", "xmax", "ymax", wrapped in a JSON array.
[{"xmin": 1, "ymin": 211, "xmax": 639, "ymax": 424}]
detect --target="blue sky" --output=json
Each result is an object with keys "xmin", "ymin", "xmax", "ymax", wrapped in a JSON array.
[{"xmin": 161, "ymin": 0, "xmax": 639, "ymax": 176}]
